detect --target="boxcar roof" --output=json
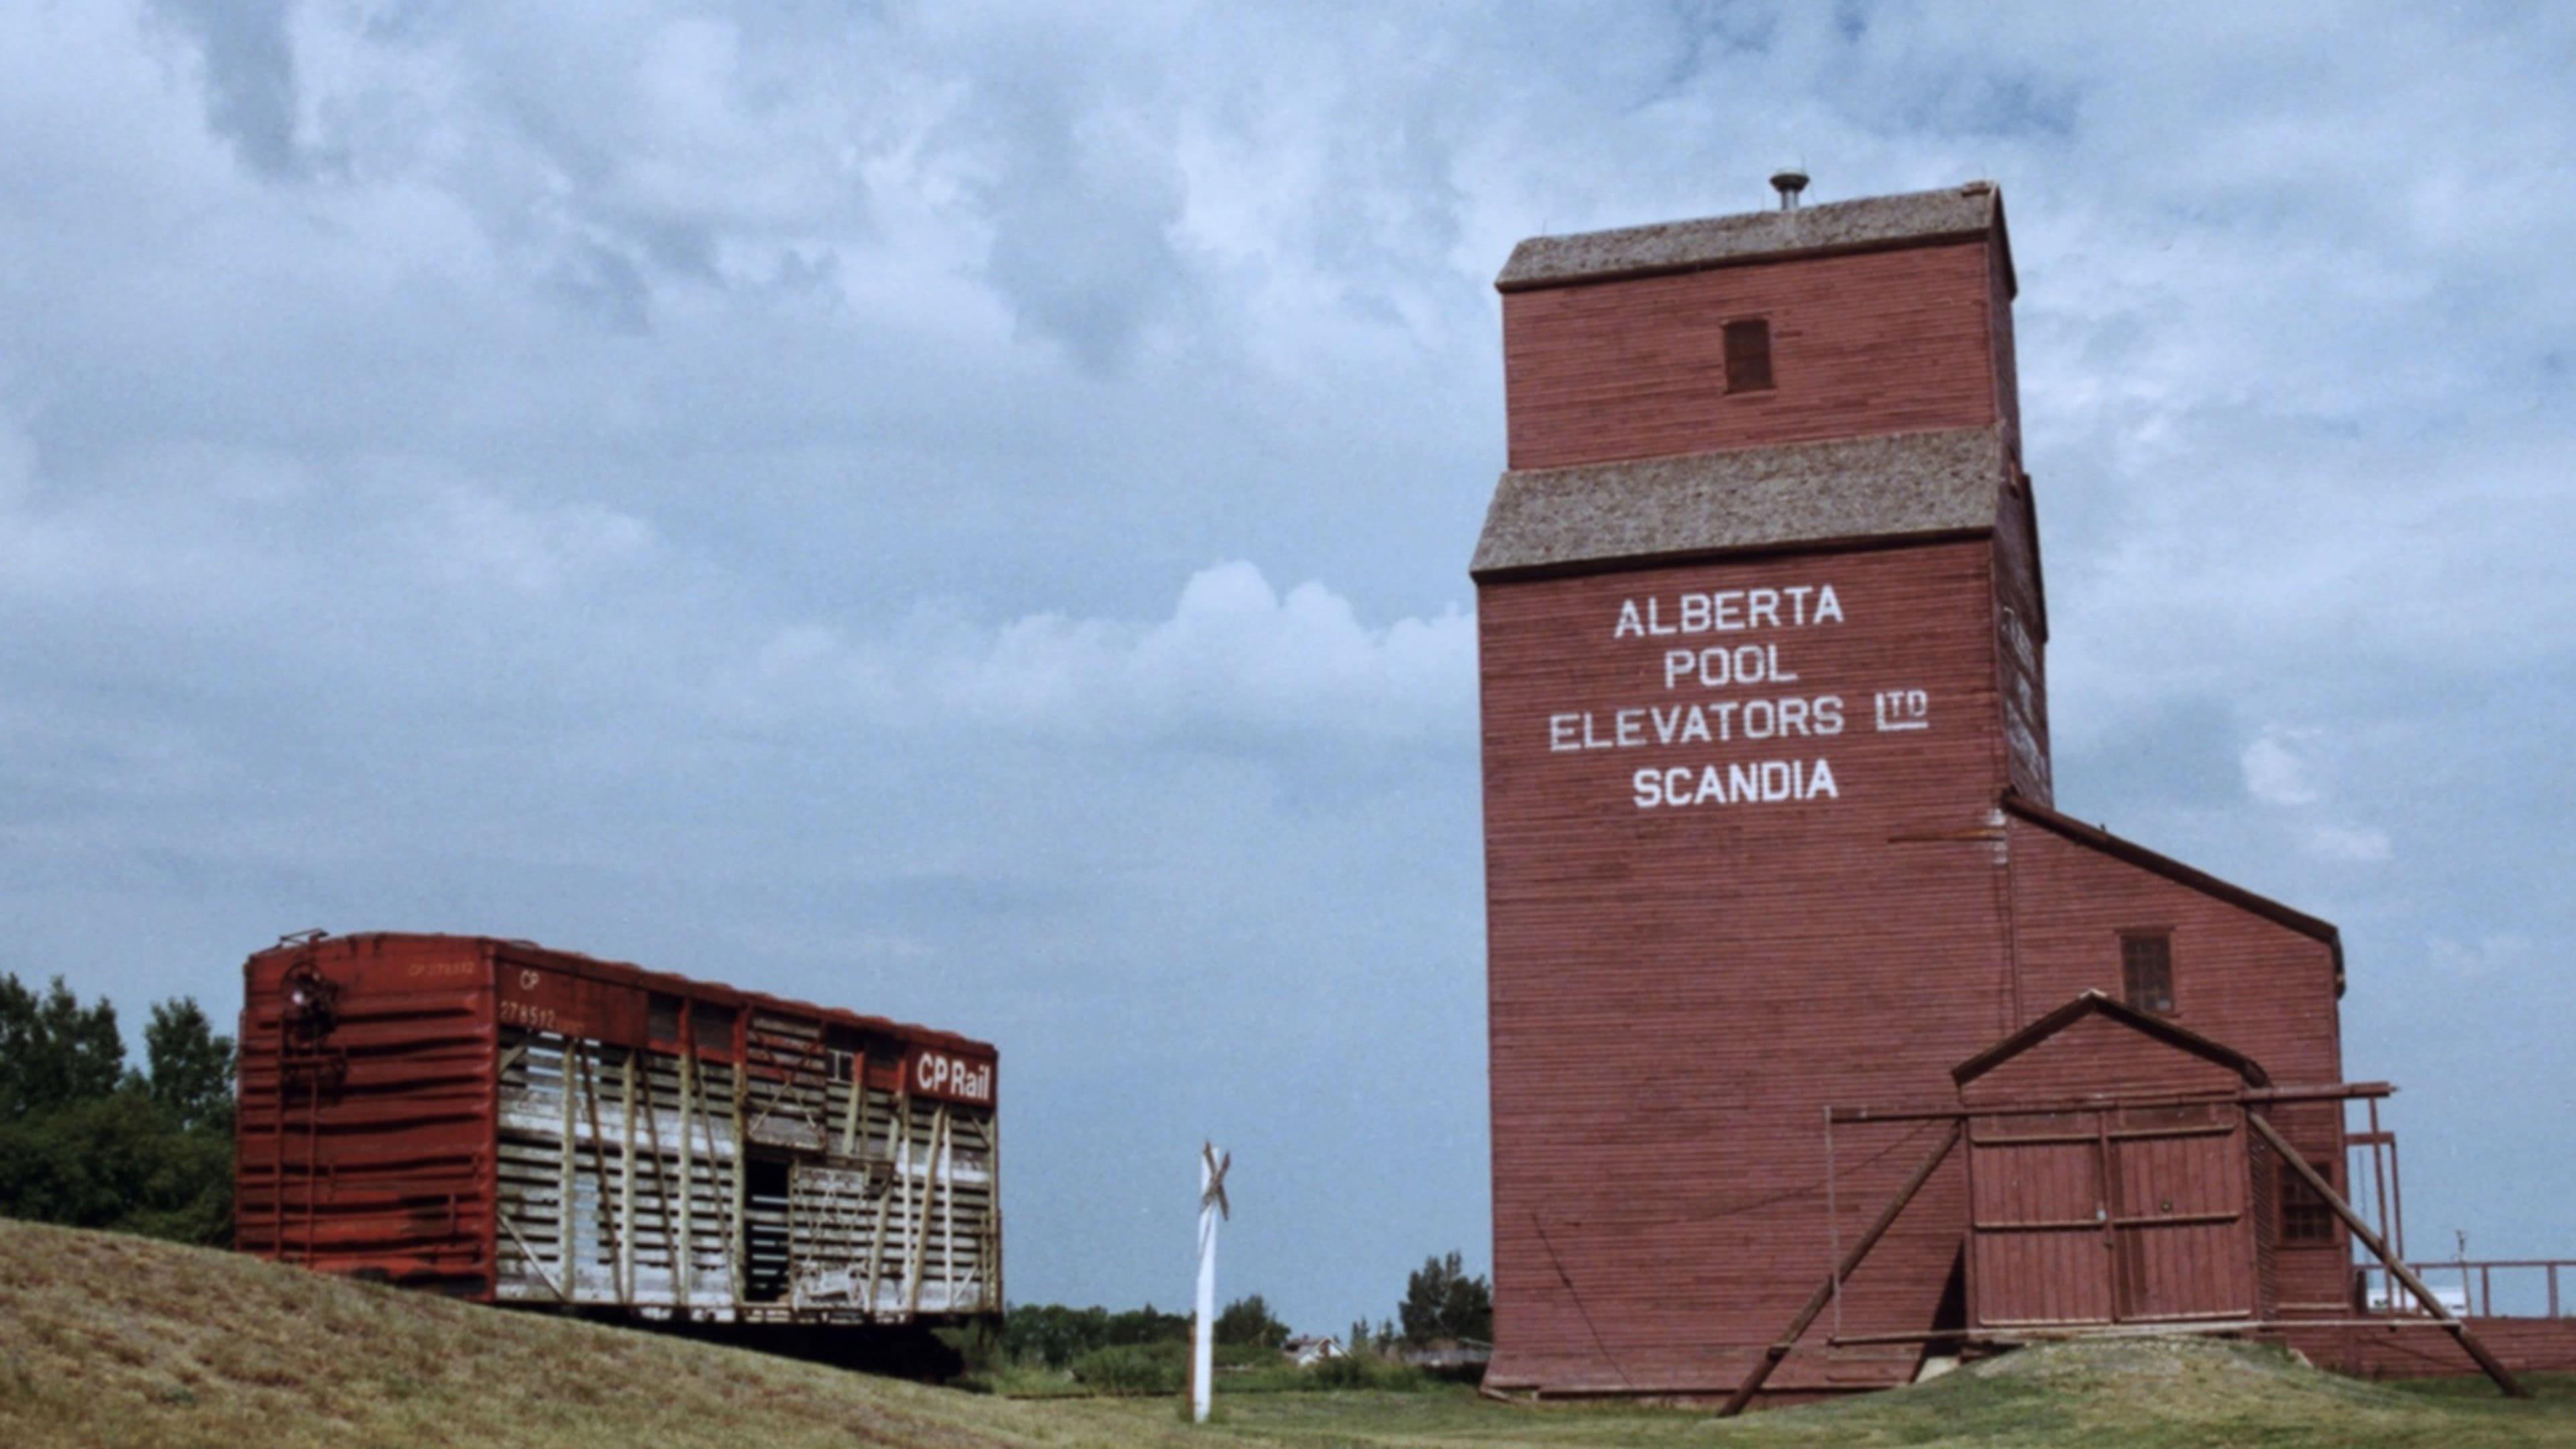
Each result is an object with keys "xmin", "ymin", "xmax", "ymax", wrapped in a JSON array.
[
  {"xmin": 1495, "ymin": 180, "xmax": 2012, "ymax": 295},
  {"xmin": 247, "ymin": 930, "xmax": 997, "ymax": 1057}
]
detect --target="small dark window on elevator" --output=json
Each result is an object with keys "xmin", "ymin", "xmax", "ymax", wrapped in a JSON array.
[
  {"xmin": 647, "ymin": 994, "xmax": 681, "ymax": 1042},
  {"xmin": 1723, "ymin": 318, "xmax": 1773, "ymax": 393},
  {"xmin": 2121, "ymin": 931, "xmax": 2175, "ymax": 1015},
  {"xmin": 2280, "ymin": 1161, "xmax": 2339, "ymax": 1244}
]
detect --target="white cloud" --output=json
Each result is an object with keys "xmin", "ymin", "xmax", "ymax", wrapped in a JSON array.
[
  {"xmin": 2233, "ymin": 729, "xmax": 2392, "ymax": 864},
  {"xmin": 2427, "ymin": 933, "xmax": 2530, "ymax": 980},
  {"xmin": 735, "ymin": 560, "xmax": 1475, "ymax": 746},
  {"xmin": 2302, "ymin": 824, "xmax": 2392, "ymax": 864},
  {"xmin": 2241, "ymin": 729, "xmax": 2323, "ymax": 806},
  {"xmin": 405, "ymin": 487, "xmax": 659, "ymax": 595}
]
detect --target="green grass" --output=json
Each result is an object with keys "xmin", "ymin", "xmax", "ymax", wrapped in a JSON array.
[{"xmin": 4, "ymin": 1216, "xmax": 2571, "ymax": 1447}]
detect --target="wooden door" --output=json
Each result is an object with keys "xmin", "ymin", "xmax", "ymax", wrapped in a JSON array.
[
  {"xmin": 1969, "ymin": 1111, "xmax": 2114, "ymax": 1326},
  {"xmin": 2108, "ymin": 1104, "xmax": 2254, "ymax": 1321}
]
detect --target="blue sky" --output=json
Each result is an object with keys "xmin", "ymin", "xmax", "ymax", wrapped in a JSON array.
[{"xmin": 4, "ymin": 1, "xmax": 2571, "ymax": 1332}]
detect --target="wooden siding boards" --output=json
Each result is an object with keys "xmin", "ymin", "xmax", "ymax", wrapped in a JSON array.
[
  {"xmin": 1479, "ymin": 538, "xmax": 2017, "ymax": 1394},
  {"xmin": 236, "ymin": 932, "xmax": 1000, "ymax": 1326},
  {"xmin": 1477, "ymin": 180, "xmax": 2362, "ymax": 1400},
  {"xmin": 1996, "ymin": 812, "xmax": 2351, "ymax": 1311},
  {"xmin": 1503, "ymin": 241, "xmax": 2010, "ymax": 470},
  {"xmin": 1955, "ymin": 1002, "xmax": 2264, "ymax": 1330},
  {"xmin": 1989, "ymin": 476, "xmax": 2051, "ymax": 804},
  {"xmin": 2282, "ymin": 1319, "xmax": 2576, "ymax": 1379},
  {"xmin": 1956, "ymin": 1002, "xmax": 2260, "ymax": 1106}
]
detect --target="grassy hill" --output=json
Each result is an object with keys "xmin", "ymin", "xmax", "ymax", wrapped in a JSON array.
[{"xmin": 4, "ymin": 1216, "xmax": 2571, "ymax": 1447}]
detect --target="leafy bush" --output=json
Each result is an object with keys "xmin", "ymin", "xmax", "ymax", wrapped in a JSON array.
[
  {"xmin": 1212, "ymin": 1341, "xmax": 1274, "ymax": 1370},
  {"xmin": 1069, "ymin": 1342, "xmax": 1186, "ymax": 1395},
  {"xmin": 1001, "ymin": 1302, "xmax": 1188, "ymax": 1369},
  {"xmin": 1306, "ymin": 1353, "xmax": 1375, "ymax": 1391},
  {"xmin": 1304, "ymin": 1354, "xmax": 1436, "ymax": 1393}
]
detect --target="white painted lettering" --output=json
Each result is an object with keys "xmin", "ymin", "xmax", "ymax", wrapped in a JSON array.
[
  {"xmin": 1550, "ymin": 714, "xmax": 1581, "ymax": 751},
  {"xmin": 1615, "ymin": 600, "xmax": 1644, "ymax": 639}
]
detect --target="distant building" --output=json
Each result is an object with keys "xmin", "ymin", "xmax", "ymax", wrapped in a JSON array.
[
  {"xmin": 1401, "ymin": 1338, "xmax": 1493, "ymax": 1374},
  {"xmin": 1281, "ymin": 1334, "xmax": 1344, "ymax": 1366}
]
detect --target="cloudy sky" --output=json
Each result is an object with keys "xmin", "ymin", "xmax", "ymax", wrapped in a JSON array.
[{"xmin": 6, "ymin": 0, "xmax": 2572, "ymax": 1330}]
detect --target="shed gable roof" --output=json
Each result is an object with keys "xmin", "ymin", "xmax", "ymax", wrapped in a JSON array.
[{"xmin": 1952, "ymin": 989, "xmax": 2270, "ymax": 1091}]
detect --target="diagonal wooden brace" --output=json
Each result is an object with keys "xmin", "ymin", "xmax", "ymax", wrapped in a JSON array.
[
  {"xmin": 2247, "ymin": 1112, "xmax": 2526, "ymax": 1399},
  {"xmin": 1719, "ymin": 1120, "xmax": 1964, "ymax": 1417}
]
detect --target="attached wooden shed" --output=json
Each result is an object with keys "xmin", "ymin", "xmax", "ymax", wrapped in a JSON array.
[{"xmin": 1953, "ymin": 992, "xmax": 2274, "ymax": 1332}]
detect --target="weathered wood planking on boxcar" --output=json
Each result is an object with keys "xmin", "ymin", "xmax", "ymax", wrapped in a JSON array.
[{"xmin": 236, "ymin": 932, "xmax": 998, "ymax": 1336}]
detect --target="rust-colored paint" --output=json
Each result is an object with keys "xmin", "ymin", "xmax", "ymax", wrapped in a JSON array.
[
  {"xmin": 1477, "ymin": 187, "xmax": 2359, "ymax": 1401},
  {"xmin": 1502, "ymin": 240, "xmax": 2008, "ymax": 470},
  {"xmin": 2282, "ymin": 1318, "xmax": 2576, "ymax": 1379},
  {"xmin": 235, "ymin": 932, "xmax": 1000, "ymax": 1326},
  {"xmin": 1957, "ymin": 1001, "xmax": 2264, "ymax": 1330}
]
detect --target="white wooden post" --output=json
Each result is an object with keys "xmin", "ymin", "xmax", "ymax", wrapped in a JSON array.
[{"xmin": 1192, "ymin": 1141, "xmax": 1229, "ymax": 1425}]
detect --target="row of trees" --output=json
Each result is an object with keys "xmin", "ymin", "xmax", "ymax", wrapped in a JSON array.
[
  {"xmin": 1000, "ymin": 1252, "xmax": 1489, "ymax": 1373},
  {"xmin": 991, "ymin": 1293, "xmax": 1295, "ymax": 1369},
  {"xmin": 0, "ymin": 974, "xmax": 237, "ymax": 1244}
]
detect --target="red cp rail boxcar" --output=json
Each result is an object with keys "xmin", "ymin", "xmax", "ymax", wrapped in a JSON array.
[{"xmin": 236, "ymin": 932, "xmax": 1000, "ymax": 1336}]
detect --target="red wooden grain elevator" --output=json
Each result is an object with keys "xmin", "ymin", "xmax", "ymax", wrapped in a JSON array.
[{"xmin": 1470, "ymin": 181, "xmax": 2565, "ymax": 1402}]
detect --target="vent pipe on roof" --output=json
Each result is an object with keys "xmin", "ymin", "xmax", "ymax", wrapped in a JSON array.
[{"xmin": 1770, "ymin": 166, "xmax": 1810, "ymax": 212}]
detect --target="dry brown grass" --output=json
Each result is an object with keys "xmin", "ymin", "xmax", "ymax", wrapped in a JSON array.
[
  {"xmin": 6, "ymin": 1217, "xmax": 2572, "ymax": 1448},
  {"xmin": 0, "ymin": 1217, "xmax": 1247, "ymax": 1448}
]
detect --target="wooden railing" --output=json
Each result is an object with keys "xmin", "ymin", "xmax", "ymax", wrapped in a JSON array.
[{"xmin": 2358, "ymin": 1259, "xmax": 2576, "ymax": 1318}]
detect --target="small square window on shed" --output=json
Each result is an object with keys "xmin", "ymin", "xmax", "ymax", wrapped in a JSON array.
[
  {"xmin": 2121, "ymin": 931, "xmax": 2175, "ymax": 1015},
  {"xmin": 2280, "ymin": 1161, "xmax": 2339, "ymax": 1244},
  {"xmin": 1723, "ymin": 319, "xmax": 1773, "ymax": 393}
]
